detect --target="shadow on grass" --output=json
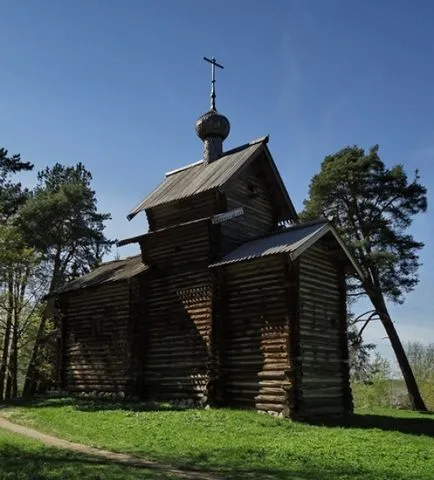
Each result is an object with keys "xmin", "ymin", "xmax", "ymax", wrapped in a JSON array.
[
  {"xmin": 0, "ymin": 444, "xmax": 175, "ymax": 479},
  {"xmin": 305, "ymin": 412, "xmax": 434, "ymax": 438},
  {"xmin": 0, "ymin": 443, "xmax": 420, "ymax": 480},
  {"xmin": 4, "ymin": 396, "xmax": 434, "ymax": 439},
  {"xmin": 3, "ymin": 396, "xmax": 187, "ymax": 412}
]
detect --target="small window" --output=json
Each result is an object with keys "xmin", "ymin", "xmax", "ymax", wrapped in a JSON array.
[
  {"xmin": 247, "ymin": 181, "xmax": 259, "ymax": 199},
  {"xmin": 91, "ymin": 315, "xmax": 103, "ymax": 337}
]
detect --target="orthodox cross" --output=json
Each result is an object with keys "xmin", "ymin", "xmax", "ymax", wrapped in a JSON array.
[{"xmin": 203, "ymin": 56, "xmax": 224, "ymax": 110}]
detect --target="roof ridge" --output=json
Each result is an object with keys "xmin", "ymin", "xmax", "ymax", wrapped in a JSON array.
[
  {"xmin": 94, "ymin": 254, "xmax": 142, "ymax": 267},
  {"xmin": 221, "ymin": 135, "xmax": 269, "ymax": 157},
  {"xmin": 279, "ymin": 218, "xmax": 329, "ymax": 233},
  {"xmin": 166, "ymin": 159, "xmax": 204, "ymax": 177},
  {"xmin": 164, "ymin": 136, "xmax": 269, "ymax": 178}
]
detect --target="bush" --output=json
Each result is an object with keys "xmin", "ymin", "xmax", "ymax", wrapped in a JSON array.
[
  {"xmin": 352, "ymin": 379, "xmax": 393, "ymax": 408},
  {"xmin": 352, "ymin": 379, "xmax": 434, "ymax": 411}
]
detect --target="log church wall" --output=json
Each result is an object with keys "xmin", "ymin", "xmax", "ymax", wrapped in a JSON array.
[
  {"xmin": 138, "ymin": 219, "xmax": 213, "ymax": 402},
  {"xmin": 297, "ymin": 239, "xmax": 352, "ymax": 416},
  {"xmin": 220, "ymin": 256, "xmax": 291, "ymax": 415},
  {"xmin": 61, "ymin": 280, "xmax": 139, "ymax": 393}
]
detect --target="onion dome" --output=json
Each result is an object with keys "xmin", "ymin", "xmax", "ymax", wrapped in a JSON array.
[{"xmin": 195, "ymin": 109, "xmax": 231, "ymax": 141}]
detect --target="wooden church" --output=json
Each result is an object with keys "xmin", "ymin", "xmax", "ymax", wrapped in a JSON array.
[{"xmin": 54, "ymin": 59, "xmax": 363, "ymax": 418}]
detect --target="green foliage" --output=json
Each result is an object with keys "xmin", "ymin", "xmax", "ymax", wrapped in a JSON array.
[
  {"xmin": 351, "ymin": 353, "xmax": 394, "ymax": 408},
  {"xmin": 405, "ymin": 342, "xmax": 434, "ymax": 382},
  {"xmin": 302, "ymin": 145, "xmax": 428, "ymax": 410},
  {"xmin": 352, "ymin": 379, "xmax": 434, "ymax": 411},
  {"xmin": 0, "ymin": 225, "xmax": 44, "ymax": 399},
  {"xmin": 420, "ymin": 382, "xmax": 434, "ymax": 410},
  {"xmin": 352, "ymin": 380, "xmax": 394, "ymax": 409},
  {"xmin": 16, "ymin": 163, "xmax": 114, "ymax": 395},
  {"xmin": 302, "ymin": 145, "xmax": 427, "ymax": 303},
  {"xmin": 2, "ymin": 398, "xmax": 434, "ymax": 479},
  {"xmin": 18, "ymin": 162, "xmax": 113, "ymax": 291},
  {"xmin": 0, "ymin": 225, "xmax": 39, "ymax": 280},
  {"xmin": 0, "ymin": 147, "xmax": 33, "ymax": 222},
  {"xmin": 347, "ymin": 317, "xmax": 376, "ymax": 382},
  {"xmin": 1, "ymin": 147, "xmax": 113, "ymax": 398}
]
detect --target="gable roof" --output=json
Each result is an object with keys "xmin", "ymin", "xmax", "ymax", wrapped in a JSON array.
[
  {"xmin": 54, "ymin": 255, "xmax": 148, "ymax": 295},
  {"xmin": 127, "ymin": 136, "xmax": 298, "ymax": 222},
  {"xmin": 209, "ymin": 219, "xmax": 365, "ymax": 279}
]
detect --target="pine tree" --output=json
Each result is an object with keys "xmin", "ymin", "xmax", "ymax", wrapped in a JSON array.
[
  {"xmin": 302, "ymin": 145, "xmax": 428, "ymax": 410},
  {"xmin": 0, "ymin": 147, "xmax": 33, "ymax": 399},
  {"xmin": 18, "ymin": 162, "xmax": 113, "ymax": 395}
]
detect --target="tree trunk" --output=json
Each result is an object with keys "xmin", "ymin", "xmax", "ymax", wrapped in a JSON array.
[
  {"xmin": 23, "ymin": 247, "xmax": 62, "ymax": 397},
  {"xmin": 10, "ymin": 315, "xmax": 19, "ymax": 398},
  {"xmin": 5, "ymin": 369, "xmax": 12, "ymax": 400},
  {"xmin": 0, "ymin": 316, "xmax": 12, "ymax": 401},
  {"xmin": 22, "ymin": 306, "xmax": 47, "ymax": 397},
  {"xmin": 0, "ymin": 277, "xmax": 14, "ymax": 400},
  {"xmin": 366, "ymin": 286, "xmax": 427, "ymax": 411}
]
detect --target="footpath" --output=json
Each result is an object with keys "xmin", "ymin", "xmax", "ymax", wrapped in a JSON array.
[{"xmin": 0, "ymin": 416, "xmax": 220, "ymax": 480}]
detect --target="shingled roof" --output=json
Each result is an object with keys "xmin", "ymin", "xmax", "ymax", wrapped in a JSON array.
[
  {"xmin": 54, "ymin": 255, "xmax": 148, "ymax": 295},
  {"xmin": 127, "ymin": 137, "xmax": 298, "ymax": 222}
]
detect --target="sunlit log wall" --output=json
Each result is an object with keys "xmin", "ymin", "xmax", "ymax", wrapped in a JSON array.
[
  {"xmin": 297, "ymin": 239, "xmax": 353, "ymax": 417},
  {"xmin": 59, "ymin": 278, "xmax": 143, "ymax": 393},
  {"xmin": 136, "ymin": 160, "xmax": 280, "ymax": 403},
  {"xmin": 138, "ymin": 219, "xmax": 213, "ymax": 402},
  {"xmin": 215, "ymin": 243, "xmax": 352, "ymax": 418}
]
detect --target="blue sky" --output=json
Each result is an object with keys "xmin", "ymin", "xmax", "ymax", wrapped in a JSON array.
[{"xmin": 1, "ymin": 0, "xmax": 433, "ymax": 361}]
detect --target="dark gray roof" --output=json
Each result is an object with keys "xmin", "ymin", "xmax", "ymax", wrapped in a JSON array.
[
  {"xmin": 209, "ymin": 220, "xmax": 328, "ymax": 267},
  {"xmin": 55, "ymin": 255, "xmax": 148, "ymax": 295},
  {"xmin": 209, "ymin": 219, "xmax": 365, "ymax": 279},
  {"xmin": 127, "ymin": 136, "xmax": 297, "ymax": 221}
]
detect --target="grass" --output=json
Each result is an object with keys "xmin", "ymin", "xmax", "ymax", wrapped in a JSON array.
[
  {"xmin": 0, "ymin": 428, "xmax": 177, "ymax": 479},
  {"xmin": 1, "ymin": 397, "xmax": 434, "ymax": 479}
]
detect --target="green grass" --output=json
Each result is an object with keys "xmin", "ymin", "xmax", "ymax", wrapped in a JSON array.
[
  {"xmin": 1, "ymin": 397, "xmax": 434, "ymax": 479},
  {"xmin": 0, "ymin": 428, "xmax": 177, "ymax": 479}
]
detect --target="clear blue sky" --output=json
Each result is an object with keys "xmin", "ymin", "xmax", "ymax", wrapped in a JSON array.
[{"xmin": 1, "ymin": 0, "xmax": 433, "ymax": 361}]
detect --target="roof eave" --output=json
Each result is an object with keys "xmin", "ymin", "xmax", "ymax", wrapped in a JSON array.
[{"xmin": 288, "ymin": 223, "xmax": 365, "ymax": 280}]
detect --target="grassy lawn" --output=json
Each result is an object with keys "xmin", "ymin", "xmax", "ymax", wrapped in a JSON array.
[
  {"xmin": 0, "ymin": 428, "xmax": 177, "ymax": 479},
  {"xmin": 1, "ymin": 398, "xmax": 434, "ymax": 479}
]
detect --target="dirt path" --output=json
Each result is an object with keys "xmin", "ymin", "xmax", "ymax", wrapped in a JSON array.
[{"xmin": 0, "ymin": 416, "xmax": 221, "ymax": 480}]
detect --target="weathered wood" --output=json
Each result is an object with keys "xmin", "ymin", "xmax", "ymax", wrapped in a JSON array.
[
  {"xmin": 147, "ymin": 191, "xmax": 217, "ymax": 231},
  {"xmin": 297, "ymin": 239, "xmax": 351, "ymax": 417},
  {"xmin": 220, "ymin": 256, "xmax": 290, "ymax": 413},
  {"xmin": 58, "ymin": 279, "xmax": 144, "ymax": 393},
  {"xmin": 220, "ymin": 162, "xmax": 276, "ymax": 254},
  {"xmin": 139, "ymin": 218, "xmax": 213, "ymax": 402},
  {"xmin": 56, "ymin": 146, "xmax": 353, "ymax": 420}
]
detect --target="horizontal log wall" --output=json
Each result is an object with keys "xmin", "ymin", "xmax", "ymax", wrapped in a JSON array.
[
  {"xmin": 139, "ymin": 221, "xmax": 213, "ymax": 402},
  {"xmin": 221, "ymin": 256, "xmax": 291, "ymax": 415},
  {"xmin": 129, "ymin": 275, "xmax": 147, "ymax": 392},
  {"xmin": 140, "ymin": 220, "xmax": 210, "ymax": 270},
  {"xmin": 61, "ymin": 281, "xmax": 134, "ymax": 392},
  {"xmin": 147, "ymin": 191, "xmax": 217, "ymax": 231},
  {"xmin": 221, "ymin": 163, "xmax": 276, "ymax": 254},
  {"xmin": 298, "ymin": 239, "xmax": 350, "ymax": 416}
]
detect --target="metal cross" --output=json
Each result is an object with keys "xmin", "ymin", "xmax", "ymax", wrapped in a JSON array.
[{"xmin": 203, "ymin": 56, "xmax": 224, "ymax": 111}]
